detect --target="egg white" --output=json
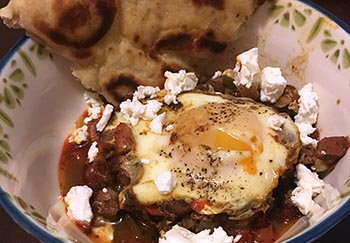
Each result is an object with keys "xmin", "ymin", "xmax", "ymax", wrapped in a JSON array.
[{"xmin": 112, "ymin": 92, "xmax": 301, "ymax": 218}]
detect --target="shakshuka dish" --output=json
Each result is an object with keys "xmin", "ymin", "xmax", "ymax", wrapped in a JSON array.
[{"xmin": 58, "ymin": 48, "xmax": 349, "ymax": 243}]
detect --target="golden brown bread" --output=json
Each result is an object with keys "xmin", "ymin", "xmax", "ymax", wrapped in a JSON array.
[{"xmin": 1, "ymin": 0, "xmax": 262, "ymax": 105}]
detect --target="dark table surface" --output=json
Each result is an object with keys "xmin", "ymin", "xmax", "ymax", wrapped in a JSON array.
[{"xmin": 0, "ymin": 0, "xmax": 349, "ymax": 242}]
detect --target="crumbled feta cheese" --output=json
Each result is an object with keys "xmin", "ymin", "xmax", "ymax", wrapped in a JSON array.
[
  {"xmin": 120, "ymin": 97, "xmax": 162, "ymax": 126},
  {"xmin": 165, "ymin": 124, "xmax": 174, "ymax": 132},
  {"xmin": 260, "ymin": 67, "xmax": 287, "ymax": 103},
  {"xmin": 291, "ymin": 187, "xmax": 316, "ymax": 215},
  {"xmin": 233, "ymin": 235, "xmax": 242, "ymax": 243},
  {"xmin": 212, "ymin": 71, "xmax": 223, "ymax": 79},
  {"xmin": 267, "ymin": 114, "xmax": 286, "ymax": 131},
  {"xmin": 296, "ymin": 123, "xmax": 318, "ymax": 146},
  {"xmin": 294, "ymin": 83, "xmax": 319, "ymax": 146},
  {"xmin": 102, "ymin": 188, "xmax": 108, "ymax": 193},
  {"xmin": 120, "ymin": 97, "xmax": 145, "ymax": 125},
  {"xmin": 233, "ymin": 47, "xmax": 260, "ymax": 89},
  {"xmin": 84, "ymin": 92, "xmax": 103, "ymax": 123},
  {"xmin": 159, "ymin": 225, "xmax": 233, "ymax": 243},
  {"xmin": 150, "ymin": 112, "xmax": 166, "ymax": 134},
  {"xmin": 71, "ymin": 125, "xmax": 89, "ymax": 144},
  {"xmin": 96, "ymin": 104, "xmax": 114, "ymax": 132},
  {"xmin": 294, "ymin": 163, "xmax": 324, "ymax": 194},
  {"xmin": 143, "ymin": 100, "xmax": 163, "ymax": 120},
  {"xmin": 141, "ymin": 158, "xmax": 151, "ymax": 164},
  {"xmin": 291, "ymin": 164, "xmax": 341, "ymax": 225},
  {"xmin": 133, "ymin": 86, "xmax": 160, "ymax": 100},
  {"xmin": 154, "ymin": 171, "xmax": 177, "ymax": 195},
  {"xmin": 88, "ymin": 141, "xmax": 99, "ymax": 162},
  {"xmin": 164, "ymin": 70, "xmax": 198, "ymax": 105},
  {"xmin": 64, "ymin": 185, "xmax": 93, "ymax": 224}
]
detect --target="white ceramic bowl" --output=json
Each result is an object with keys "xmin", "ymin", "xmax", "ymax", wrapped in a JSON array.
[{"xmin": 0, "ymin": 1, "xmax": 349, "ymax": 242}]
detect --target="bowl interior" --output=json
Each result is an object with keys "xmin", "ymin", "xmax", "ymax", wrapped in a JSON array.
[{"xmin": 0, "ymin": 1, "xmax": 349, "ymax": 243}]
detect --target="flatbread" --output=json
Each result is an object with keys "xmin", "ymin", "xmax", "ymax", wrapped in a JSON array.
[{"xmin": 1, "ymin": 0, "xmax": 262, "ymax": 105}]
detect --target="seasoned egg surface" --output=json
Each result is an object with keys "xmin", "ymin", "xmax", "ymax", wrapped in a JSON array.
[{"xmin": 112, "ymin": 92, "xmax": 301, "ymax": 219}]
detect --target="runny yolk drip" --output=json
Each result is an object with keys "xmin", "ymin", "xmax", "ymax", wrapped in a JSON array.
[
  {"xmin": 198, "ymin": 129, "xmax": 257, "ymax": 175},
  {"xmin": 240, "ymin": 156, "xmax": 257, "ymax": 175},
  {"xmin": 198, "ymin": 129, "xmax": 251, "ymax": 151}
]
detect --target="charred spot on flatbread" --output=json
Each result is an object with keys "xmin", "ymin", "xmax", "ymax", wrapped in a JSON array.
[
  {"xmin": 104, "ymin": 75, "xmax": 140, "ymax": 104},
  {"xmin": 196, "ymin": 31, "xmax": 227, "ymax": 53},
  {"xmin": 192, "ymin": 0, "xmax": 225, "ymax": 10},
  {"xmin": 154, "ymin": 33, "xmax": 193, "ymax": 52},
  {"xmin": 153, "ymin": 30, "xmax": 227, "ymax": 57},
  {"xmin": 33, "ymin": 0, "xmax": 117, "ymax": 49}
]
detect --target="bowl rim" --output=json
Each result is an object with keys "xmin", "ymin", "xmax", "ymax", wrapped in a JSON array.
[
  {"xmin": 0, "ymin": 36, "xmax": 65, "ymax": 243},
  {"xmin": 0, "ymin": 1, "xmax": 349, "ymax": 243}
]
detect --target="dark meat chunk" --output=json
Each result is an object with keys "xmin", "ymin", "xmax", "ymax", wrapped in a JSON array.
[
  {"xmin": 99, "ymin": 141, "xmax": 117, "ymax": 161},
  {"xmin": 100, "ymin": 128, "xmax": 116, "ymax": 144},
  {"xmin": 87, "ymin": 119, "xmax": 100, "ymax": 142},
  {"xmin": 316, "ymin": 136, "xmax": 350, "ymax": 167},
  {"xmin": 91, "ymin": 188, "xmax": 119, "ymax": 220},
  {"xmin": 84, "ymin": 155, "xmax": 115, "ymax": 189},
  {"xmin": 147, "ymin": 200, "xmax": 191, "ymax": 219},
  {"xmin": 118, "ymin": 153, "xmax": 143, "ymax": 185},
  {"xmin": 298, "ymin": 145, "xmax": 317, "ymax": 166},
  {"xmin": 116, "ymin": 168, "xmax": 131, "ymax": 186},
  {"xmin": 163, "ymin": 200, "xmax": 191, "ymax": 216},
  {"xmin": 274, "ymin": 85, "xmax": 299, "ymax": 118},
  {"xmin": 197, "ymin": 75, "xmax": 240, "ymax": 97},
  {"xmin": 115, "ymin": 123, "xmax": 136, "ymax": 154}
]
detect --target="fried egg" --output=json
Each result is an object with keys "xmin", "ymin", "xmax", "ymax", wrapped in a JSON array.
[{"xmin": 112, "ymin": 92, "xmax": 301, "ymax": 219}]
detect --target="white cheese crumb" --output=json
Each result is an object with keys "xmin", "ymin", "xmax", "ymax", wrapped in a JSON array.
[
  {"xmin": 165, "ymin": 124, "xmax": 174, "ymax": 132},
  {"xmin": 294, "ymin": 83, "xmax": 319, "ymax": 146},
  {"xmin": 84, "ymin": 92, "xmax": 103, "ymax": 123},
  {"xmin": 233, "ymin": 47, "xmax": 260, "ymax": 89},
  {"xmin": 71, "ymin": 125, "xmax": 89, "ymax": 144},
  {"xmin": 150, "ymin": 112, "xmax": 166, "ymax": 134},
  {"xmin": 233, "ymin": 234, "xmax": 242, "ymax": 243},
  {"xmin": 102, "ymin": 188, "xmax": 108, "ymax": 193},
  {"xmin": 143, "ymin": 100, "xmax": 163, "ymax": 120},
  {"xmin": 96, "ymin": 104, "xmax": 114, "ymax": 132},
  {"xmin": 260, "ymin": 67, "xmax": 287, "ymax": 103},
  {"xmin": 212, "ymin": 71, "xmax": 223, "ymax": 79},
  {"xmin": 291, "ymin": 187, "xmax": 316, "ymax": 215},
  {"xmin": 120, "ymin": 97, "xmax": 145, "ymax": 126},
  {"xmin": 141, "ymin": 158, "xmax": 151, "ymax": 164},
  {"xmin": 87, "ymin": 141, "xmax": 99, "ymax": 163},
  {"xmin": 64, "ymin": 185, "xmax": 93, "ymax": 224},
  {"xmin": 120, "ymin": 97, "xmax": 162, "ymax": 126},
  {"xmin": 267, "ymin": 115, "xmax": 286, "ymax": 131},
  {"xmin": 291, "ymin": 164, "xmax": 341, "ymax": 225},
  {"xmin": 294, "ymin": 163, "xmax": 324, "ymax": 194},
  {"xmin": 164, "ymin": 70, "xmax": 198, "ymax": 105},
  {"xmin": 133, "ymin": 86, "xmax": 160, "ymax": 100},
  {"xmin": 154, "ymin": 171, "xmax": 177, "ymax": 195},
  {"xmin": 159, "ymin": 225, "xmax": 233, "ymax": 243}
]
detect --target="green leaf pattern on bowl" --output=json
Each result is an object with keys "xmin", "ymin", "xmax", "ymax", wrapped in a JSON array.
[
  {"xmin": 0, "ymin": 43, "xmax": 53, "ymax": 180},
  {"xmin": 4, "ymin": 192, "xmax": 47, "ymax": 227},
  {"xmin": 269, "ymin": 1, "xmax": 350, "ymax": 70}
]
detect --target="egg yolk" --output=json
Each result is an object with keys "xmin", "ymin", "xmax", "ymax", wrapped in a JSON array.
[
  {"xmin": 197, "ymin": 129, "xmax": 250, "ymax": 151},
  {"xmin": 197, "ymin": 129, "xmax": 257, "ymax": 175}
]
